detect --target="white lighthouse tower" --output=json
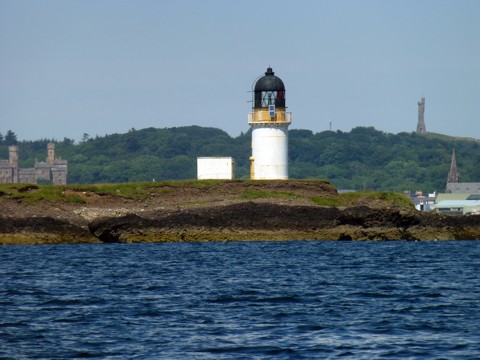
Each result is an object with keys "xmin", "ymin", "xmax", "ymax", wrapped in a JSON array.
[{"xmin": 248, "ymin": 67, "xmax": 292, "ymax": 179}]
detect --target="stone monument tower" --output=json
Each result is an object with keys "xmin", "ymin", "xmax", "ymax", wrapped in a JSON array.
[{"xmin": 416, "ymin": 97, "xmax": 426, "ymax": 134}]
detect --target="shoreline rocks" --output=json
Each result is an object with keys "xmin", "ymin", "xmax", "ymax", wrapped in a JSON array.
[
  {"xmin": 83, "ymin": 203, "xmax": 479, "ymax": 243},
  {"xmin": 1, "ymin": 210, "xmax": 479, "ymax": 245},
  {"xmin": 0, "ymin": 216, "xmax": 100, "ymax": 245},
  {"xmin": 2, "ymin": 180, "xmax": 480, "ymax": 245}
]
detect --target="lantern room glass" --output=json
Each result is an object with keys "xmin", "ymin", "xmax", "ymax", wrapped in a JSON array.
[{"xmin": 254, "ymin": 90, "xmax": 286, "ymax": 108}]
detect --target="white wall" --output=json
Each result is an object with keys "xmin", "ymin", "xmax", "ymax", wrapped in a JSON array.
[
  {"xmin": 197, "ymin": 157, "xmax": 234, "ymax": 180},
  {"xmin": 251, "ymin": 125, "xmax": 288, "ymax": 180}
]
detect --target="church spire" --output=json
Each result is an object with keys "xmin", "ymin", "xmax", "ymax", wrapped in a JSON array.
[{"xmin": 447, "ymin": 149, "xmax": 459, "ymax": 183}]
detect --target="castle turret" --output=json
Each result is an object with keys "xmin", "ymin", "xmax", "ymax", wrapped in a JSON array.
[
  {"xmin": 9, "ymin": 146, "xmax": 18, "ymax": 166},
  {"xmin": 248, "ymin": 67, "xmax": 292, "ymax": 179},
  {"xmin": 47, "ymin": 143, "xmax": 55, "ymax": 164},
  {"xmin": 8, "ymin": 146, "xmax": 19, "ymax": 183}
]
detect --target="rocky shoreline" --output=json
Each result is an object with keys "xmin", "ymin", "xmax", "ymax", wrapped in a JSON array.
[{"xmin": 1, "ymin": 181, "xmax": 479, "ymax": 244}]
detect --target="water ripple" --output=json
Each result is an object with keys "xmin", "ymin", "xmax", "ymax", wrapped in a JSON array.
[{"xmin": 1, "ymin": 241, "xmax": 480, "ymax": 359}]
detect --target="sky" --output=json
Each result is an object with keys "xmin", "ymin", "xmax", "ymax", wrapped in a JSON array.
[{"xmin": 1, "ymin": 0, "xmax": 479, "ymax": 142}]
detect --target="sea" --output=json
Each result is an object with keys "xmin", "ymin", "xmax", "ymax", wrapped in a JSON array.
[{"xmin": 1, "ymin": 240, "xmax": 479, "ymax": 359}]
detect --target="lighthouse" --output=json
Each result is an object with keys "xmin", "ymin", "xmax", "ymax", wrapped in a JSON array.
[{"xmin": 248, "ymin": 67, "xmax": 292, "ymax": 180}]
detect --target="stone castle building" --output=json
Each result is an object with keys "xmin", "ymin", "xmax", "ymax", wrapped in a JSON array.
[{"xmin": 0, "ymin": 143, "xmax": 68, "ymax": 185}]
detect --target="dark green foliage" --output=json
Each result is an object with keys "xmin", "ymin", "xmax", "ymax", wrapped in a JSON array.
[
  {"xmin": 288, "ymin": 127, "xmax": 480, "ymax": 192},
  {"xmin": 3, "ymin": 130, "xmax": 18, "ymax": 145},
  {"xmin": 1, "ymin": 126, "xmax": 479, "ymax": 192},
  {"xmin": 52, "ymin": 126, "xmax": 251, "ymax": 183}
]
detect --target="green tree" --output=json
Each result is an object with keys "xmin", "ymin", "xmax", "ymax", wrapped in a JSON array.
[{"xmin": 4, "ymin": 130, "xmax": 18, "ymax": 145}]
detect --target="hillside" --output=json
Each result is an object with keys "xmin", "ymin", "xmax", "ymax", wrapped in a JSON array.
[{"xmin": 1, "ymin": 126, "xmax": 480, "ymax": 192}]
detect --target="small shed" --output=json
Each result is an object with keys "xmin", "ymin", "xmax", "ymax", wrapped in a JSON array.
[{"xmin": 197, "ymin": 157, "xmax": 234, "ymax": 180}]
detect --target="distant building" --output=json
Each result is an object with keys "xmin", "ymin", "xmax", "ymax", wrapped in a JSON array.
[
  {"xmin": 434, "ymin": 150, "xmax": 480, "ymax": 215},
  {"xmin": 409, "ymin": 191, "xmax": 436, "ymax": 212},
  {"xmin": 435, "ymin": 193, "xmax": 480, "ymax": 216},
  {"xmin": 0, "ymin": 143, "xmax": 68, "ymax": 185},
  {"xmin": 445, "ymin": 149, "xmax": 480, "ymax": 193}
]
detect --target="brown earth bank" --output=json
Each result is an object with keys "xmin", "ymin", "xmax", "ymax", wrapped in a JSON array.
[{"xmin": 1, "ymin": 180, "xmax": 480, "ymax": 244}]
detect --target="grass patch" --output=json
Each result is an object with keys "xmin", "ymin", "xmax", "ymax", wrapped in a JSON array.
[
  {"xmin": 64, "ymin": 195, "xmax": 87, "ymax": 204},
  {"xmin": 0, "ymin": 183, "xmax": 86, "ymax": 204},
  {"xmin": 0, "ymin": 180, "xmax": 234, "ymax": 203},
  {"xmin": 0, "ymin": 180, "xmax": 413, "ymax": 210},
  {"xmin": 159, "ymin": 179, "xmax": 244, "ymax": 189},
  {"xmin": 68, "ymin": 183, "xmax": 153, "ymax": 200},
  {"xmin": 340, "ymin": 191, "xmax": 414, "ymax": 209},
  {"xmin": 310, "ymin": 191, "xmax": 414, "ymax": 209},
  {"xmin": 310, "ymin": 197, "xmax": 345, "ymax": 206}
]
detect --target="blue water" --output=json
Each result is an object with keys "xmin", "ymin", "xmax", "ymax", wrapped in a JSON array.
[{"xmin": 1, "ymin": 241, "xmax": 480, "ymax": 359}]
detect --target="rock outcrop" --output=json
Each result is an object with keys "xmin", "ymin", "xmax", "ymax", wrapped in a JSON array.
[
  {"xmin": 1, "ymin": 180, "xmax": 479, "ymax": 244},
  {"xmin": 87, "ymin": 203, "xmax": 480, "ymax": 243}
]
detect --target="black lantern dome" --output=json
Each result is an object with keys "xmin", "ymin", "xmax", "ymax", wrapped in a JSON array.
[
  {"xmin": 254, "ymin": 67, "xmax": 285, "ymax": 92},
  {"xmin": 254, "ymin": 67, "xmax": 286, "ymax": 108}
]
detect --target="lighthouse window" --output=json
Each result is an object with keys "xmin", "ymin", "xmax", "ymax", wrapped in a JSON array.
[{"xmin": 261, "ymin": 91, "xmax": 277, "ymax": 107}]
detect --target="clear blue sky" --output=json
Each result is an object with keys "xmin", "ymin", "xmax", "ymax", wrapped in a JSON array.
[{"xmin": 1, "ymin": 0, "xmax": 479, "ymax": 142}]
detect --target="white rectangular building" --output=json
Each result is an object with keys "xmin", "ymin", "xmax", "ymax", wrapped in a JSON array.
[{"xmin": 197, "ymin": 157, "xmax": 234, "ymax": 180}]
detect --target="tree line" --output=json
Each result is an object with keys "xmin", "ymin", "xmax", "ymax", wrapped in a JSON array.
[{"xmin": 1, "ymin": 126, "xmax": 479, "ymax": 193}]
